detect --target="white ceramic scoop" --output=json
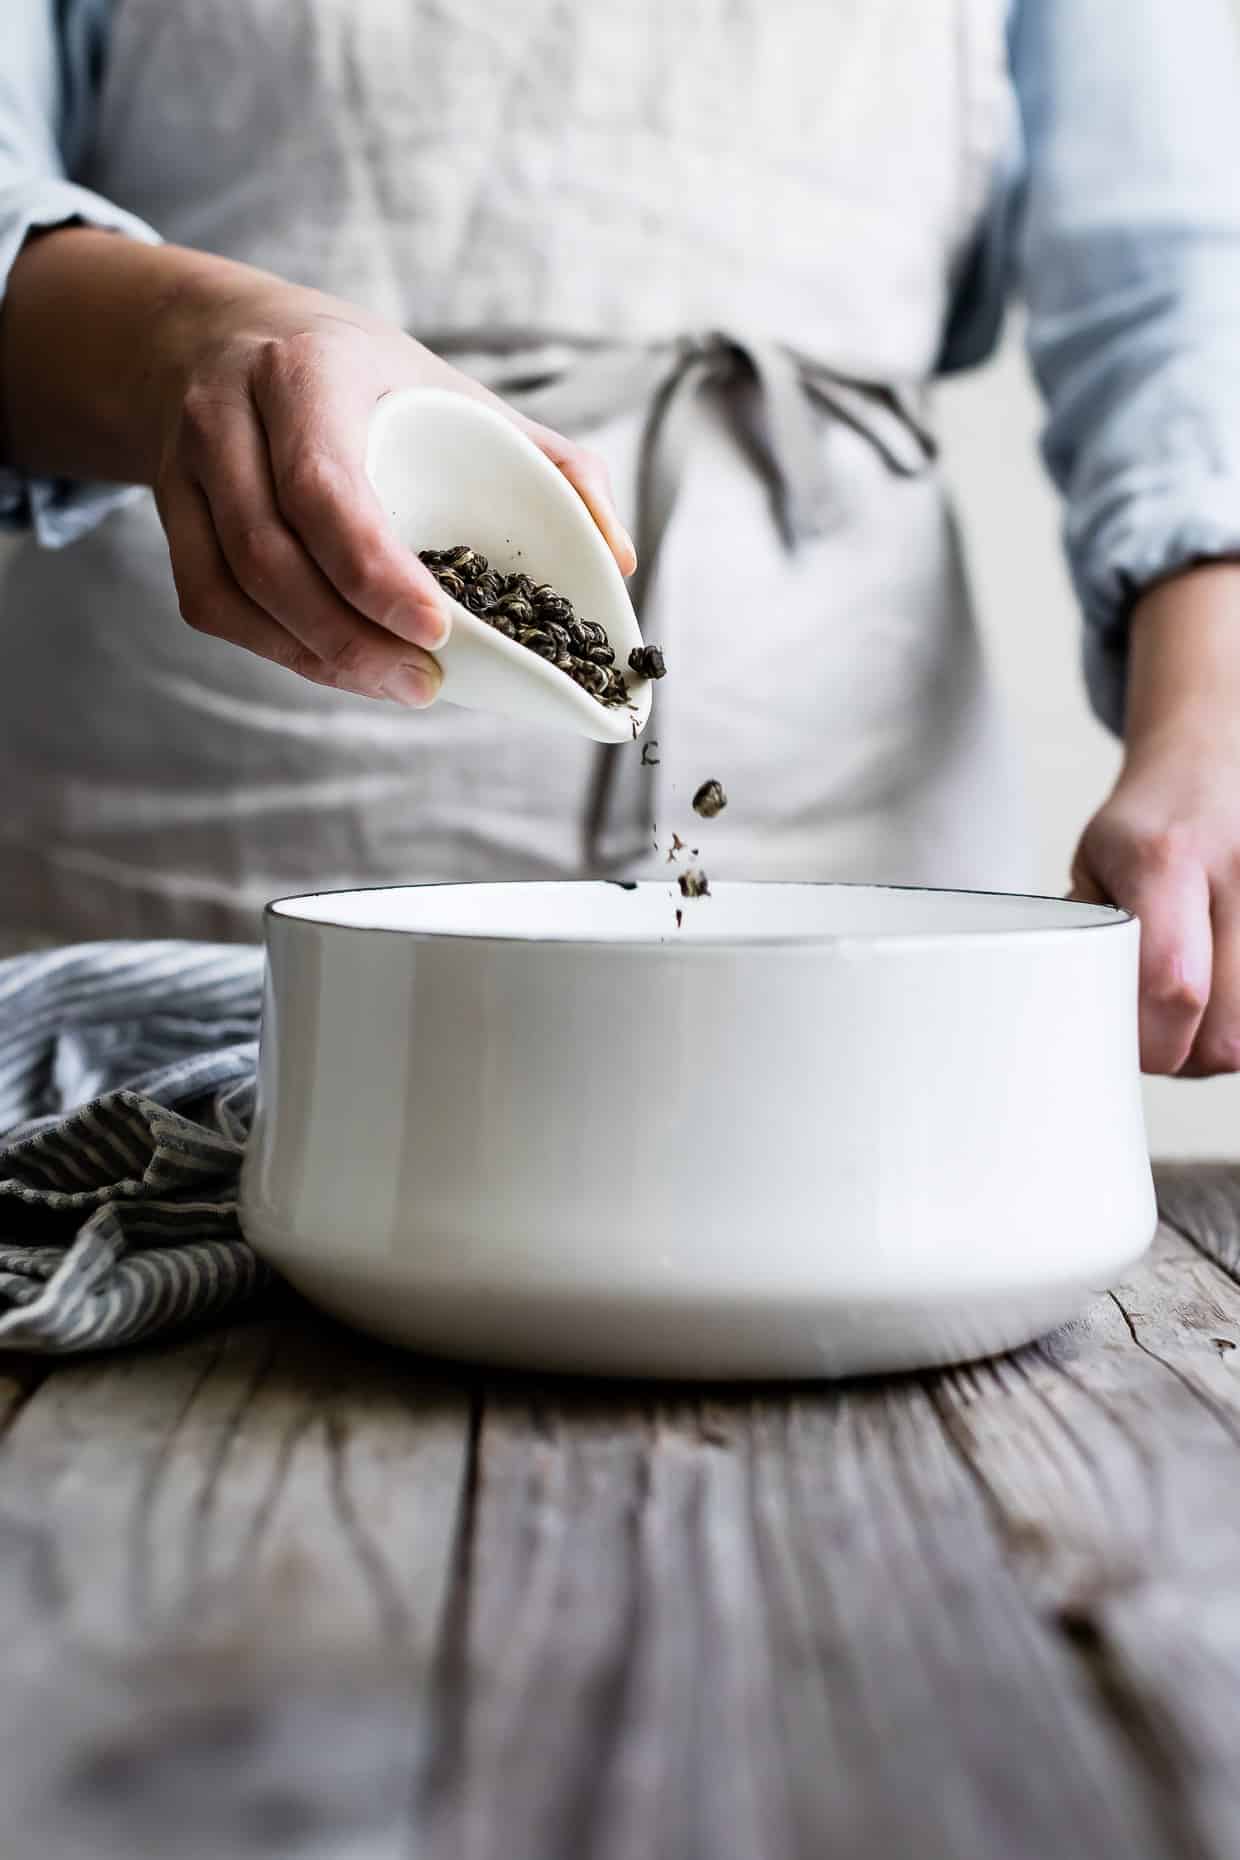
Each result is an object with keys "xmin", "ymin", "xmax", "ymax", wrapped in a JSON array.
[{"xmin": 365, "ymin": 387, "xmax": 651, "ymax": 743}]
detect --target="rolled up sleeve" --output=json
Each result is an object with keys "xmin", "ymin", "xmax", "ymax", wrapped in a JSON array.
[
  {"xmin": 1012, "ymin": 0, "xmax": 1240, "ymax": 734},
  {"xmin": 0, "ymin": 0, "xmax": 160, "ymax": 547}
]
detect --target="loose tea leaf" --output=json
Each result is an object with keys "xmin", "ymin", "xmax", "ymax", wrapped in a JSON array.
[
  {"xmin": 692, "ymin": 779, "xmax": 727, "ymax": 819},
  {"xmin": 678, "ymin": 868, "xmax": 710, "ymax": 899},
  {"xmin": 628, "ymin": 645, "xmax": 667, "ymax": 681},
  {"xmin": 418, "ymin": 544, "xmax": 665, "ymax": 712},
  {"xmin": 640, "ymin": 740, "xmax": 661, "ymax": 766},
  {"xmin": 675, "ymin": 908, "xmax": 684, "ymax": 930}
]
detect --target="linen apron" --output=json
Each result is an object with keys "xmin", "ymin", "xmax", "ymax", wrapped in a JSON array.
[{"xmin": 0, "ymin": 0, "xmax": 1031, "ymax": 943}]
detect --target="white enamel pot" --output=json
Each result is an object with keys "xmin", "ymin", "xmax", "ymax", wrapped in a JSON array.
[{"xmin": 238, "ymin": 881, "xmax": 1157, "ymax": 1380}]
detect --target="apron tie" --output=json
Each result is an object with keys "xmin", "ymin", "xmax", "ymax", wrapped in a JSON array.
[{"xmin": 417, "ymin": 329, "xmax": 936, "ymax": 866}]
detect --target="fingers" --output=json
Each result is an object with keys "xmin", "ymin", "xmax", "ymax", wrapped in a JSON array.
[
  {"xmin": 1083, "ymin": 835, "xmax": 1212, "ymax": 1075},
  {"xmin": 521, "ymin": 420, "xmax": 638, "ymax": 576},
  {"xmin": 248, "ymin": 345, "xmax": 450, "ymax": 649},
  {"xmin": 170, "ymin": 327, "xmax": 635, "ymax": 702},
  {"xmin": 159, "ymin": 475, "xmax": 315, "ymax": 676},
  {"xmin": 157, "ymin": 472, "xmax": 441, "ymax": 707},
  {"xmin": 1067, "ymin": 861, "xmax": 1108, "ymax": 907},
  {"xmin": 1184, "ymin": 898, "xmax": 1240, "ymax": 1077},
  {"xmin": 187, "ymin": 397, "xmax": 440, "ymax": 702},
  {"xmin": 1134, "ymin": 867, "xmax": 1212, "ymax": 1074}
]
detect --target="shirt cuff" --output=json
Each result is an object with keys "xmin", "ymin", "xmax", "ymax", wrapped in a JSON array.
[
  {"xmin": 0, "ymin": 177, "xmax": 161, "ymax": 549},
  {"xmin": 1069, "ymin": 474, "xmax": 1240, "ymax": 736}
]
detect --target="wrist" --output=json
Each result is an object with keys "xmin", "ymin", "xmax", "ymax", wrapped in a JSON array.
[
  {"xmin": 138, "ymin": 246, "xmax": 301, "ymax": 470},
  {"xmin": 1122, "ymin": 563, "xmax": 1240, "ymax": 766},
  {"xmin": 4, "ymin": 230, "xmax": 252, "ymax": 484},
  {"xmin": 2, "ymin": 228, "xmax": 318, "ymax": 487}
]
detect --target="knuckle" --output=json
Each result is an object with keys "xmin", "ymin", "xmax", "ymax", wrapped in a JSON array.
[
  {"xmin": 1145, "ymin": 961, "xmax": 1207, "ymax": 1019},
  {"xmin": 251, "ymin": 335, "xmax": 286, "ymax": 388},
  {"xmin": 177, "ymin": 384, "xmax": 226, "ymax": 461},
  {"xmin": 331, "ymin": 525, "xmax": 388, "ymax": 606},
  {"xmin": 1129, "ymin": 824, "xmax": 1196, "ymax": 878},
  {"xmin": 255, "ymin": 329, "xmax": 323, "ymax": 384},
  {"xmin": 280, "ymin": 448, "xmax": 340, "ymax": 521},
  {"xmin": 228, "ymin": 520, "xmax": 290, "ymax": 596},
  {"xmin": 319, "ymin": 630, "xmax": 382, "ymax": 692},
  {"xmin": 255, "ymin": 330, "xmax": 340, "ymax": 407}
]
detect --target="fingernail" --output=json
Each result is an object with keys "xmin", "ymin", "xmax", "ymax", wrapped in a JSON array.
[
  {"xmin": 390, "ymin": 597, "xmax": 451, "ymax": 651},
  {"xmin": 383, "ymin": 663, "xmax": 437, "ymax": 709}
]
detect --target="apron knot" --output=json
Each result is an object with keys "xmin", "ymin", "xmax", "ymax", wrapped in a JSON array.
[
  {"xmin": 419, "ymin": 326, "xmax": 934, "ymax": 606},
  {"xmin": 416, "ymin": 326, "xmax": 937, "ymax": 870},
  {"xmin": 658, "ymin": 329, "xmax": 835, "ymax": 550}
]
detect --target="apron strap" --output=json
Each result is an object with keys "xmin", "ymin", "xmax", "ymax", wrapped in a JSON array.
[{"xmin": 416, "ymin": 330, "xmax": 935, "ymax": 868}]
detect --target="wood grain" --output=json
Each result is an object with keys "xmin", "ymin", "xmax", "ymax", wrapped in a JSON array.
[
  {"xmin": 1156, "ymin": 1161, "xmax": 1240, "ymax": 1283},
  {"xmin": 0, "ymin": 1312, "xmax": 473, "ymax": 1859},
  {"xmin": 4, "ymin": 1175, "xmax": 1240, "ymax": 1858}
]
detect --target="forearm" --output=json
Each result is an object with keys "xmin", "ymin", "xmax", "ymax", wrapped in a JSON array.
[
  {"xmin": 0, "ymin": 227, "xmax": 359, "ymax": 487},
  {"xmin": 1124, "ymin": 564, "xmax": 1240, "ymax": 762},
  {"xmin": 1012, "ymin": 0, "xmax": 1240, "ymax": 738}
]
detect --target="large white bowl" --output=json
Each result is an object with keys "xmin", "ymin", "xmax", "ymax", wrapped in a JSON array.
[{"xmin": 238, "ymin": 882, "xmax": 1157, "ymax": 1380}]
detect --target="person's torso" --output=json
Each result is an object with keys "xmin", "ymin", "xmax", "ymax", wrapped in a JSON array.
[
  {"xmin": 87, "ymin": 0, "xmax": 1011, "ymax": 376},
  {"xmin": 0, "ymin": 0, "xmax": 1027, "ymax": 941}
]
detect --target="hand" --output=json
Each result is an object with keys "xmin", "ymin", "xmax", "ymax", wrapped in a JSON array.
[
  {"xmin": 1069, "ymin": 564, "xmax": 1240, "ymax": 1075},
  {"xmin": 2, "ymin": 232, "xmax": 635, "ymax": 707},
  {"xmin": 149, "ymin": 259, "xmax": 636, "ymax": 705}
]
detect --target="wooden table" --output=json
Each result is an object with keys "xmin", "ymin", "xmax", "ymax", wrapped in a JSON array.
[{"xmin": 6, "ymin": 1165, "xmax": 1240, "ymax": 1860}]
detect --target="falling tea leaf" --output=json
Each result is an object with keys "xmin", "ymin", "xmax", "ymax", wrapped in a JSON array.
[
  {"xmin": 692, "ymin": 779, "xmax": 727, "ymax": 819},
  {"xmin": 628, "ymin": 644, "xmax": 667, "ymax": 680}
]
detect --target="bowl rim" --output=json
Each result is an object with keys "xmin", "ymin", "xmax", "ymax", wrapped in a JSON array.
[{"xmin": 263, "ymin": 878, "xmax": 1135, "ymax": 953}]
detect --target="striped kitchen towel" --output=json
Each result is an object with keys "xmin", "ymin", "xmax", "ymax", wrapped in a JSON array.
[{"xmin": 0, "ymin": 941, "xmax": 270, "ymax": 1352}]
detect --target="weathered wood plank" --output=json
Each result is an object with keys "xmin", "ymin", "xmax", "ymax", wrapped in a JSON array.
[
  {"xmin": 935, "ymin": 1221, "xmax": 1240, "ymax": 1860},
  {"xmin": 0, "ymin": 1312, "xmax": 473, "ymax": 1859},
  {"xmin": 413, "ymin": 1386, "xmax": 1170, "ymax": 1859},
  {"xmin": 9, "ymin": 1179, "xmax": 1240, "ymax": 1859},
  {"xmin": 1157, "ymin": 1161, "xmax": 1240, "ymax": 1284}
]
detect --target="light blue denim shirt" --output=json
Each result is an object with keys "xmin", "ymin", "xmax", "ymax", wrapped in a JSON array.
[{"xmin": 3, "ymin": 0, "xmax": 1240, "ymax": 733}]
